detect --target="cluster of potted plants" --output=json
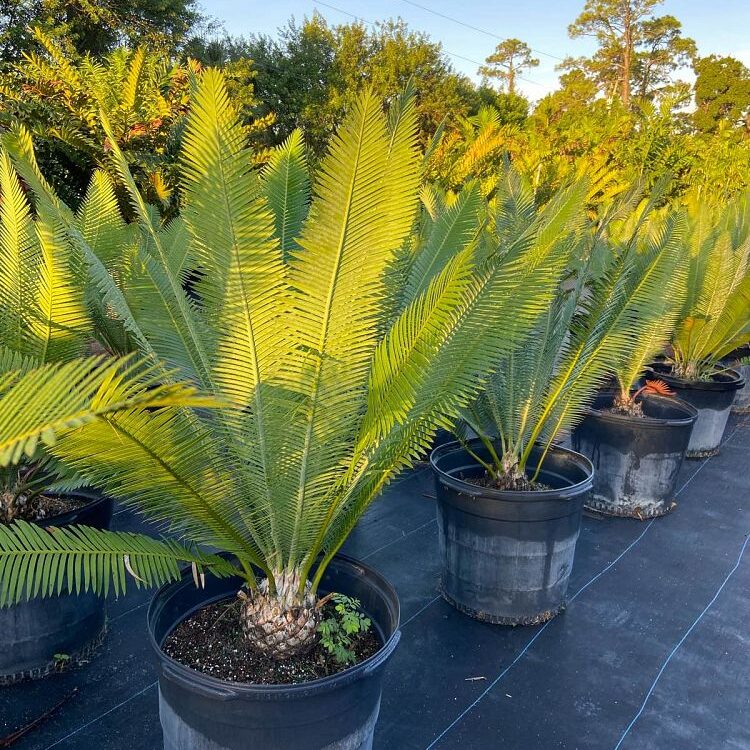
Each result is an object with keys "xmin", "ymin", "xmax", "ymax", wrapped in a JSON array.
[{"xmin": 1, "ymin": 73, "xmax": 749, "ymax": 749}]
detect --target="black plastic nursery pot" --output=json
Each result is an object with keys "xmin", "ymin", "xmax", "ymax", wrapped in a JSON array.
[
  {"xmin": 572, "ymin": 392, "xmax": 698, "ymax": 518},
  {"xmin": 723, "ymin": 347, "xmax": 750, "ymax": 413},
  {"xmin": 731, "ymin": 362, "xmax": 750, "ymax": 412},
  {"xmin": 0, "ymin": 491, "xmax": 113, "ymax": 684},
  {"xmin": 148, "ymin": 555, "xmax": 401, "ymax": 750},
  {"xmin": 430, "ymin": 440, "xmax": 593, "ymax": 626},
  {"xmin": 648, "ymin": 364, "xmax": 744, "ymax": 458}
]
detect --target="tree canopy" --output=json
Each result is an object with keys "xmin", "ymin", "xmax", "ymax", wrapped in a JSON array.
[
  {"xmin": 478, "ymin": 38, "xmax": 539, "ymax": 95},
  {"xmin": 1, "ymin": 1, "xmax": 748, "ymax": 209},
  {"xmin": 694, "ymin": 55, "xmax": 750, "ymax": 134},
  {"xmin": 566, "ymin": 0, "xmax": 695, "ymax": 107},
  {"xmin": 0, "ymin": 0, "xmax": 205, "ymax": 62}
]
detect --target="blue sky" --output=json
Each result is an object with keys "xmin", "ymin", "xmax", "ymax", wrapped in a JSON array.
[{"xmin": 201, "ymin": 1, "xmax": 750, "ymax": 99}]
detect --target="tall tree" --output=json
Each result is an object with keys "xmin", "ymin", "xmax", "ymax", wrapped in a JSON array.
[
  {"xmin": 694, "ymin": 55, "xmax": 750, "ymax": 134},
  {"xmin": 478, "ymin": 38, "xmax": 539, "ymax": 95},
  {"xmin": 235, "ymin": 16, "xmax": 338, "ymax": 155},
  {"xmin": 567, "ymin": 0, "xmax": 694, "ymax": 107},
  {"xmin": 240, "ymin": 16, "xmax": 477, "ymax": 154},
  {"xmin": 633, "ymin": 15, "xmax": 696, "ymax": 99},
  {"xmin": 332, "ymin": 19, "xmax": 477, "ymax": 144}
]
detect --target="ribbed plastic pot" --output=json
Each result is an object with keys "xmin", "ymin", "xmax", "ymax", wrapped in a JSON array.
[
  {"xmin": 430, "ymin": 440, "xmax": 593, "ymax": 626},
  {"xmin": 648, "ymin": 364, "xmax": 744, "ymax": 457},
  {"xmin": 148, "ymin": 555, "xmax": 401, "ymax": 750},
  {"xmin": 0, "ymin": 491, "xmax": 113, "ymax": 684},
  {"xmin": 732, "ymin": 362, "xmax": 750, "ymax": 412},
  {"xmin": 722, "ymin": 348, "xmax": 750, "ymax": 413},
  {"xmin": 572, "ymin": 392, "xmax": 697, "ymax": 518}
]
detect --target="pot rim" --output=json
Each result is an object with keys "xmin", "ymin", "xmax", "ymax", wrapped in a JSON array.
[
  {"xmin": 430, "ymin": 440, "xmax": 594, "ymax": 501},
  {"xmin": 585, "ymin": 392, "xmax": 699, "ymax": 428},
  {"xmin": 34, "ymin": 489, "xmax": 108, "ymax": 529},
  {"xmin": 147, "ymin": 553, "xmax": 401, "ymax": 698},
  {"xmin": 648, "ymin": 364, "xmax": 745, "ymax": 392}
]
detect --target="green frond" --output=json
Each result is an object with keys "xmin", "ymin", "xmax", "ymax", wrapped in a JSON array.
[
  {"xmin": 121, "ymin": 47, "xmax": 146, "ymax": 114},
  {"xmin": 614, "ymin": 213, "xmax": 689, "ymax": 395},
  {"xmin": 528, "ymin": 212, "xmax": 689, "ymax": 459},
  {"xmin": 307, "ymin": 181, "xmax": 587, "ymax": 575},
  {"xmin": 176, "ymin": 69, "xmax": 294, "ymax": 566},
  {"xmin": 367, "ymin": 179, "xmax": 585, "ymax": 456},
  {"xmin": 0, "ymin": 347, "xmax": 40, "ymax": 377},
  {"xmin": 672, "ymin": 194, "xmax": 750, "ymax": 375},
  {"xmin": 494, "ymin": 163, "xmax": 537, "ymax": 246},
  {"xmin": 29, "ymin": 27, "xmax": 84, "ymax": 94},
  {"xmin": 0, "ymin": 150, "xmax": 90, "ymax": 361},
  {"xmin": 260, "ymin": 129, "xmax": 310, "ymax": 258},
  {"xmin": 2, "ymin": 129, "xmax": 151, "ymax": 358},
  {"xmin": 0, "ymin": 356, "xmax": 219, "ymax": 467},
  {"xmin": 402, "ymin": 183, "xmax": 482, "ymax": 305},
  {"xmin": 284, "ymin": 89, "xmax": 421, "ymax": 563},
  {"xmin": 0, "ymin": 151, "xmax": 36, "ymax": 355},
  {"xmin": 0, "ymin": 521, "xmax": 241, "ymax": 606},
  {"xmin": 119, "ymin": 246, "xmax": 211, "ymax": 382},
  {"xmin": 31, "ymin": 204, "xmax": 90, "ymax": 361},
  {"xmin": 178, "ymin": 67, "xmax": 287, "ymax": 395},
  {"xmin": 100, "ymin": 109, "xmax": 213, "ymax": 388},
  {"xmin": 76, "ymin": 170, "xmax": 130, "ymax": 268},
  {"xmin": 48, "ymin": 405, "xmax": 268, "ymax": 568}
]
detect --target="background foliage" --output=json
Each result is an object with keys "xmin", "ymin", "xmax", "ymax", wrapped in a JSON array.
[{"xmin": 0, "ymin": 0, "xmax": 749, "ymax": 212}]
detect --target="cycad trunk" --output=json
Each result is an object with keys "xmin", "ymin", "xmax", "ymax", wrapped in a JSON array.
[
  {"xmin": 239, "ymin": 569, "xmax": 321, "ymax": 660},
  {"xmin": 0, "ymin": 491, "xmax": 22, "ymax": 524},
  {"xmin": 672, "ymin": 361, "xmax": 700, "ymax": 381}
]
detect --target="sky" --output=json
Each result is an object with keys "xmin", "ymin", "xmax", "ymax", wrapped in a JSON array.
[{"xmin": 200, "ymin": 0, "xmax": 750, "ymax": 100}]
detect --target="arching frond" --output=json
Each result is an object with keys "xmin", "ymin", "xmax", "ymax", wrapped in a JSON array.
[
  {"xmin": 100, "ymin": 111, "xmax": 213, "ymax": 388},
  {"xmin": 0, "ymin": 151, "xmax": 90, "ymax": 361},
  {"xmin": 401, "ymin": 183, "xmax": 482, "ymax": 305},
  {"xmin": 76, "ymin": 170, "xmax": 130, "ymax": 268},
  {"xmin": 672, "ymin": 192, "xmax": 750, "ymax": 377},
  {"xmin": 282, "ymin": 89, "xmax": 421, "ymax": 562},
  {"xmin": 0, "ymin": 356, "xmax": 218, "ymax": 466},
  {"xmin": 0, "ymin": 521, "xmax": 240, "ymax": 606},
  {"xmin": 0, "ymin": 151, "xmax": 36, "ymax": 355}
]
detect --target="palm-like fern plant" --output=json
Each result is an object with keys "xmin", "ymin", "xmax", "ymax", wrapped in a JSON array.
[
  {"xmin": 669, "ymin": 191, "xmax": 750, "ymax": 380},
  {"xmin": 600, "ymin": 195, "xmax": 689, "ymax": 412},
  {"xmin": 0, "ymin": 71, "xmax": 586, "ymax": 660},
  {"xmin": 0, "ymin": 140, "xmax": 92, "ymax": 520},
  {"xmin": 460, "ymin": 179, "xmax": 687, "ymax": 487}
]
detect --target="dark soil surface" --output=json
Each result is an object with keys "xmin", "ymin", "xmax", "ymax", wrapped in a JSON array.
[
  {"xmin": 1, "ymin": 493, "xmax": 88, "ymax": 524},
  {"xmin": 462, "ymin": 472, "xmax": 552, "ymax": 492},
  {"xmin": 162, "ymin": 600, "xmax": 382, "ymax": 685}
]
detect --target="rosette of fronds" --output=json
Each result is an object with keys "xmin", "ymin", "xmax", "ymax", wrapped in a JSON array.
[
  {"xmin": 0, "ymin": 70, "xmax": 584, "ymax": 659},
  {"xmin": 599, "ymin": 190, "xmax": 688, "ymax": 409},
  {"xmin": 670, "ymin": 191, "xmax": 750, "ymax": 380},
  {"xmin": 459, "ymin": 176, "xmax": 687, "ymax": 488}
]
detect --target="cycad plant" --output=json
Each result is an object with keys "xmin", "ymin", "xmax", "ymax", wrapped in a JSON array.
[
  {"xmin": 601, "ymin": 197, "xmax": 689, "ymax": 414},
  {"xmin": 459, "ymin": 181, "xmax": 687, "ymax": 488},
  {"xmin": 0, "ymin": 71, "xmax": 584, "ymax": 660},
  {"xmin": 0, "ymin": 145, "xmax": 188, "ymax": 522},
  {"xmin": 669, "ymin": 192, "xmax": 750, "ymax": 380}
]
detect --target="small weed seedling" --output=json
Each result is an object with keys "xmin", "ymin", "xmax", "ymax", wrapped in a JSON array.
[{"xmin": 317, "ymin": 594, "xmax": 372, "ymax": 665}]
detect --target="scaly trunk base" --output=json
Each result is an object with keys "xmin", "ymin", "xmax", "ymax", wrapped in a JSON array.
[
  {"xmin": 0, "ymin": 491, "xmax": 22, "ymax": 524},
  {"xmin": 239, "ymin": 570, "xmax": 320, "ymax": 661},
  {"xmin": 612, "ymin": 393, "xmax": 644, "ymax": 417}
]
